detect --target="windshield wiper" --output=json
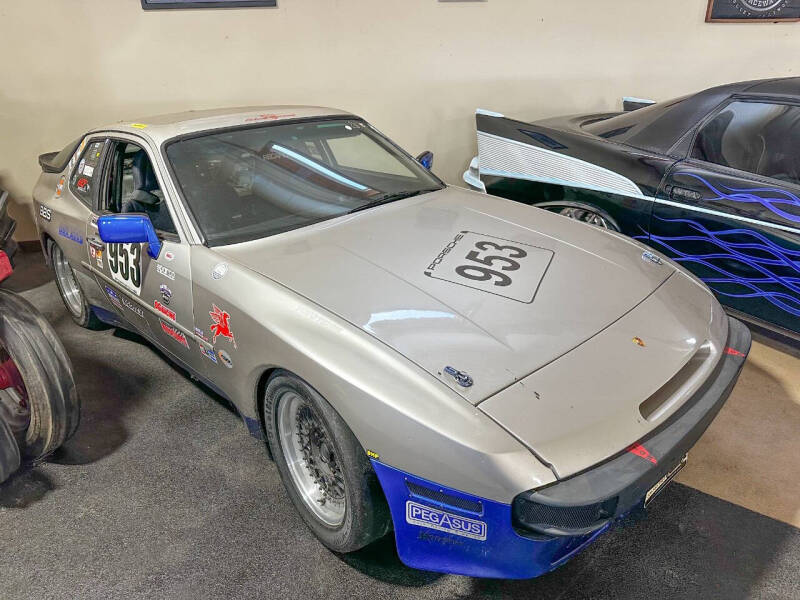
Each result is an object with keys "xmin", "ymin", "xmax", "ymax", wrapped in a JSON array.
[{"xmin": 348, "ymin": 188, "xmax": 441, "ymax": 214}]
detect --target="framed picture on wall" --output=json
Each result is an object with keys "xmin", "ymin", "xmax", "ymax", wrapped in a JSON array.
[
  {"xmin": 141, "ymin": 0, "xmax": 276, "ymax": 9},
  {"xmin": 706, "ymin": 0, "xmax": 800, "ymax": 22}
]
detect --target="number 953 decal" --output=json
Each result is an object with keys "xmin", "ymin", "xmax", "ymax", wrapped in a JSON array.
[
  {"xmin": 425, "ymin": 231, "xmax": 553, "ymax": 303},
  {"xmin": 108, "ymin": 242, "xmax": 142, "ymax": 295}
]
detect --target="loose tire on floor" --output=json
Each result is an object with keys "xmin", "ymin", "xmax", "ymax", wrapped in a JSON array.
[
  {"xmin": 263, "ymin": 371, "xmax": 390, "ymax": 553},
  {"xmin": 0, "ymin": 289, "xmax": 80, "ymax": 461},
  {"xmin": 49, "ymin": 240, "xmax": 104, "ymax": 330},
  {"xmin": 0, "ymin": 417, "xmax": 20, "ymax": 484}
]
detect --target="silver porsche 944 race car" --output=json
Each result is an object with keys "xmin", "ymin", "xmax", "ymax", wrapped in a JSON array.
[{"xmin": 33, "ymin": 107, "xmax": 751, "ymax": 579}]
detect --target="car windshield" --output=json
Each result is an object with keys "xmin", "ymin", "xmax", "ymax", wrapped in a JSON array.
[{"xmin": 166, "ymin": 118, "xmax": 443, "ymax": 246}]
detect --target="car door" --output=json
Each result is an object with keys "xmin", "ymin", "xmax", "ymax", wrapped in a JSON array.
[
  {"xmin": 43, "ymin": 136, "xmax": 117, "ymax": 313},
  {"xmin": 85, "ymin": 134, "xmax": 205, "ymax": 370},
  {"xmin": 651, "ymin": 99, "xmax": 800, "ymax": 336}
]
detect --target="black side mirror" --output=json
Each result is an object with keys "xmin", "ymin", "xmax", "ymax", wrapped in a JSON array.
[{"xmin": 416, "ymin": 151, "xmax": 434, "ymax": 170}]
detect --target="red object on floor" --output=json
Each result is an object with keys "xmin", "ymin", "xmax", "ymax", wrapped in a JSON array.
[{"xmin": 0, "ymin": 251, "xmax": 12, "ymax": 283}]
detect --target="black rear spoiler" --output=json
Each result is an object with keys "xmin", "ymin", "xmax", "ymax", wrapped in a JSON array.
[{"xmin": 38, "ymin": 136, "xmax": 83, "ymax": 173}]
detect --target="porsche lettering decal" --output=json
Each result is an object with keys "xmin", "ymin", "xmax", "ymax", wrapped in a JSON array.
[{"xmin": 425, "ymin": 231, "xmax": 553, "ymax": 303}]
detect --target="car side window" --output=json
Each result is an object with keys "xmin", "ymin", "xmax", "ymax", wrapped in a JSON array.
[
  {"xmin": 102, "ymin": 141, "xmax": 177, "ymax": 235},
  {"xmin": 69, "ymin": 140, "xmax": 106, "ymax": 206},
  {"xmin": 692, "ymin": 100, "xmax": 800, "ymax": 185}
]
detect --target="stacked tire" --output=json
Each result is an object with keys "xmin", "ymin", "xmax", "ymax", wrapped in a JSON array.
[
  {"xmin": 0, "ymin": 289, "xmax": 79, "ymax": 483},
  {"xmin": 0, "ymin": 189, "xmax": 18, "ymax": 265},
  {"xmin": 0, "ymin": 418, "xmax": 19, "ymax": 484}
]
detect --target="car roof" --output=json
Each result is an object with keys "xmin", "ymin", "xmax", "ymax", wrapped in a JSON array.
[
  {"xmin": 586, "ymin": 77, "xmax": 800, "ymax": 155},
  {"xmin": 89, "ymin": 105, "xmax": 356, "ymax": 145},
  {"xmin": 745, "ymin": 76, "xmax": 800, "ymax": 96}
]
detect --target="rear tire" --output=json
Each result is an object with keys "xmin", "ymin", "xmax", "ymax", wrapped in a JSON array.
[
  {"xmin": 49, "ymin": 241, "xmax": 104, "ymax": 330},
  {"xmin": 263, "ymin": 371, "xmax": 390, "ymax": 553},
  {"xmin": 0, "ymin": 289, "xmax": 80, "ymax": 461}
]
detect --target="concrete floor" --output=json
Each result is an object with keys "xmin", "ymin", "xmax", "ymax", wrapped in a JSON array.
[{"xmin": 2, "ymin": 249, "xmax": 799, "ymax": 599}]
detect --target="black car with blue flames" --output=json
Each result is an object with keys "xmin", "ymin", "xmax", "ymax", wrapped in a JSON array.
[{"xmin": 465, "ymin": 77, "xmax": 800, "ymax": 340}]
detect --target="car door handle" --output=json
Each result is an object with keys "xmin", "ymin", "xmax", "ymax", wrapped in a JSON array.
[
  {"xmin": 86, "ymin": 236, "xmax": 104, "ymax": 249},
  {"xmin": 669, "ymin": 186, "xmax": 703, "ymax": 202}
]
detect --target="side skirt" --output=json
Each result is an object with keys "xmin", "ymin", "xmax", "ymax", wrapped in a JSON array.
[{"xmin": 90, "ymin": 305, "xmax": 264, "ymax": 439}]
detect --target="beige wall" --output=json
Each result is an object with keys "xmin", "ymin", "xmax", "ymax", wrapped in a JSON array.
[{"xmin": 1, "ymin": 0, "xmax": 797, "ymax": 241}]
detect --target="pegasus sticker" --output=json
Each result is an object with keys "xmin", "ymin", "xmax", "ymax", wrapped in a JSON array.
[{"xmin": 209, "ymin": 304, "xmax": 237, "ymax": 349}]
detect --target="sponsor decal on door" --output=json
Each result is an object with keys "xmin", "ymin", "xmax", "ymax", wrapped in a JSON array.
[
  {"xmin": 104, "ymin": 285, "xmax": 123, "ymax": 309},
  {"xmin": 156, "ymin": 264, "xmax": 175, "ymax": 281},
  {"xmin": 89, "ymin": 245, "xmax": 103, "ymax": 268},
  {"xmin": 154, "ymin": 300, "xmax": 176, "ymax": 321},
  {"xmin": 160, "ymin": 321, "xmax": 189, "ymax": 348},
  {"xmin": 199, "ymin": 344, "xmax": 218, "ymax": 363}
]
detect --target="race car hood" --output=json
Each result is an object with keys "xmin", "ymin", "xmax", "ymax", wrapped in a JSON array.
[
  {"xmin": 215, "ymin": 186, "xmax": 675, "ymax": 404},
  {"xmin": 480, "ymin": 271, "xmax": 727, "ymax": 478}
]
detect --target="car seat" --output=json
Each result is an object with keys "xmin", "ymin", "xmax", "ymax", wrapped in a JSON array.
[{"xmin": 121, "ymin": 150, "xmax": 175, "ymax": 233}]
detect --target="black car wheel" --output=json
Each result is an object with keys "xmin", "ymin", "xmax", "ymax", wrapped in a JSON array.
[
  {"xmin": 0, "ymin": 289, "xmax": 80, "ymax": 462},
  {"xmin": 263, "ymin": 371, "xmax": 390, "ymax": 553}
]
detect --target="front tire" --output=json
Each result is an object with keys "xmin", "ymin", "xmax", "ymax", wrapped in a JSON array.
[
  {"xmin": 263, "ymin": 371, "xmax": 390, "ymax": 553},
  {"xmin": 543, "ymin": 204, "xmax": 620, "ymax": 231},
  {"xmin": 49, "ymin": 241, "xmax": 103, "ymax": 330}
]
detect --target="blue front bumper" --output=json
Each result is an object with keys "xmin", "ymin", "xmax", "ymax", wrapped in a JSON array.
[
  {"xmin": 371, "ymin": 317, "xmax": 750, "ymax": 579},
  {"xmin": 372, "ymin": 460, "xmax": 609, "ymax": 579}
]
